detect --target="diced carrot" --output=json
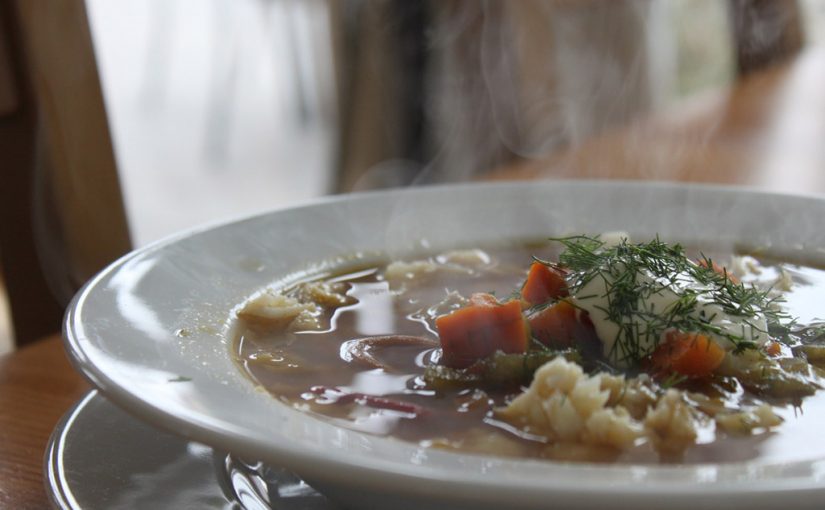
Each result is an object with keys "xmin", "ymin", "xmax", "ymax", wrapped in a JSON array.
[
  {"xmin": 649, "ymin": 330, "xmax": 726, "ymax": 378},
  {"xmin": 528, "ymin": 300, "xmax": 578, "ymax": 348},
  {"xmin": 697, "ymin": 259, "xmax": 739, "ymax": 284},
  {"xmin": 765, "ymin": 341, "xmax": 782, "ymax": 357},
  {"xmin": 527, "ymin": 299, "xmax": 600, "ymax": 351},
  {"xmin": 435, "ymin": 293, "xmax": 529, "ymax": 369},
  {"xmin": 521, "ymin": 262, "xmax": 568, "ymax": 305}
]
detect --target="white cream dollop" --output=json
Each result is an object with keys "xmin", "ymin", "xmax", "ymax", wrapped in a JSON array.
[{"xmin": 572, "ymin": 263, "xmax": 769, "ymax": 367}]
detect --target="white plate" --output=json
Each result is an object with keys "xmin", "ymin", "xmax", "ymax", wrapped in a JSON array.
[
  {"xmin": 64, "ymin": 181, "xmax": 825, "ymax": 510},
  {"xmin": 45, "ymin": 391, "xmax": 333, "ymax": 509}
]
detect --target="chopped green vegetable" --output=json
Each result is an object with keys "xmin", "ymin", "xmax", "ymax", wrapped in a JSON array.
[
  {"xmin": 792, "ymin": 344, "xmax": 825, "ymax": 367},
  {"xmin": 424, "ymin": 350, "xmax": 580, "ymax": 391}
]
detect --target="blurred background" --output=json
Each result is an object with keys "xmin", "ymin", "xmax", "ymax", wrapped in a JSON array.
[{"xmin": 2, "ymin": 0, "xmax": 825, "ymax": 352}]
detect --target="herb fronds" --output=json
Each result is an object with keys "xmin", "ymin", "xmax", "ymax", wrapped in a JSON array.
[
  {"xmin": 550, "ymin": 235, "xmax": 790, "ymax": 366},
  {"xmin": 660, "ymin": 372, "xmax": 688, "ymax": 389}
]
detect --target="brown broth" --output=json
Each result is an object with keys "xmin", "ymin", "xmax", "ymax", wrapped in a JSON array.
[{"xmin": 233, "ymin": 243, "xmax": 825, "ymax": 464}]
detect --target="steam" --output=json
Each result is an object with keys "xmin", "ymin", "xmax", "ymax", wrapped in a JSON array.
[
  {"xmin": 347, "ymin": 1, "xmax": 665, "ymax": 189},
  {"xmin": 344, "ymin": 0, "xmax": 788, "ymax": 192},
  {"xmin": 332, "ymin": 0, "xmax": 817, "ymax": 266}
]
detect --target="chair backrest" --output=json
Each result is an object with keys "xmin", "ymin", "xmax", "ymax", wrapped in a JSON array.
[{"xmin": 0, "ymin": 0, "xmax": 131, "ymax": 348}]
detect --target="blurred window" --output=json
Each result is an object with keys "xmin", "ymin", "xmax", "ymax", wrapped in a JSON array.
[
  {"xmin": 87, "ymin": 0, "xmax": 336, "ymax": 246},
  {"xmin": 801, "ymin": 0, "xmax": 825, "ymax": 43}
]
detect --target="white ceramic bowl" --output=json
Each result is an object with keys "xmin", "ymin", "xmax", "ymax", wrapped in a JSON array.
[{"xmin": 64, "ymin": 181, "xmax": 825, "ymax": 509}]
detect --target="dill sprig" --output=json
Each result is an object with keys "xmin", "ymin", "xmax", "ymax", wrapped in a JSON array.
[
  {"xmin": 660, "ymin": 372, "xmax": 688, "ymax": 389},
  {"xmin": 549, "ymin": 235, "xmax": 790, "ymax": 366}
]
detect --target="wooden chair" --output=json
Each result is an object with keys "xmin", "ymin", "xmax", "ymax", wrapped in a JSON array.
[{"xmin": 0, "ymin": 1, "xmax": 131, "ymax": 348}]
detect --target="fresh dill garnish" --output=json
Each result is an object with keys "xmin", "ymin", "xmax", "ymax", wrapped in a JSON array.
[
  {"xmin": 660, "ymin": 372, "xmax": 688, "ymax": 389},
  {"xmin": 523, "ymin": 299, "xmax": 555, "ymax": 316},
  {"xmin": 530, "ymin": 337, "xmax": 552, "ymax": 352},
  {"xmin": 549, "ymin": 235, "xmax": 790, "ymax": 366},
  {"xmin": 506, "ymin": 288, "xmax": 522, "ymax": 303}
]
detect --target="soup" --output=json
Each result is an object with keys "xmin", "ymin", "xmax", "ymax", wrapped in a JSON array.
[{"xmin": 232, "ymin": 236, "xmax": 825, "ymax": 464}]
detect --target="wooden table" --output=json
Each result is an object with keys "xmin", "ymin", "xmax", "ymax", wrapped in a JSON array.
[
  {"xmin": 2, "ymin": 45, "xmax": 825, "ymax": 510},
  {"xmin": 0, "ymin": 335, "xmax": 89, "ymax": 509}
]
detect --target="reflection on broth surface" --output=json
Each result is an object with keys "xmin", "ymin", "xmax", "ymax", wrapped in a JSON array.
[{"xmin": 233, "ymin": 239, "xmax": 825, "ymax": 464}]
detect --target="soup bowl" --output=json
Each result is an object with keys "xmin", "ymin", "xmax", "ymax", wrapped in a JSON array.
[{"xmin": 64, "ymin": 180, "xmax": 825, "ymax": 509}]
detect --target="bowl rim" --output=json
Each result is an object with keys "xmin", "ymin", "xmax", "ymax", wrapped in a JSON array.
[{"xmin": 63, "ymin": 179, "xmax": 825, "ymax": 506}]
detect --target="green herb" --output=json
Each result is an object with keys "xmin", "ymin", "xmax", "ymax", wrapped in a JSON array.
[
  {"xmin": 530, "ymin": 337, "xmax": 552, "ymax": 352},
  {"xmin": 550, "ymin": 235, "xmax": 791, "ymax": 366},
  {"xmin": 660, "ymin": 372, "xmax": 688, "ymax": 389},
  {"xmin": 423, "ymin": 350, "xmax": 581, "ymax": 391},
  {"xmin": 506, "ymin": 287, "xmax": 522, "ymax": 303}
]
